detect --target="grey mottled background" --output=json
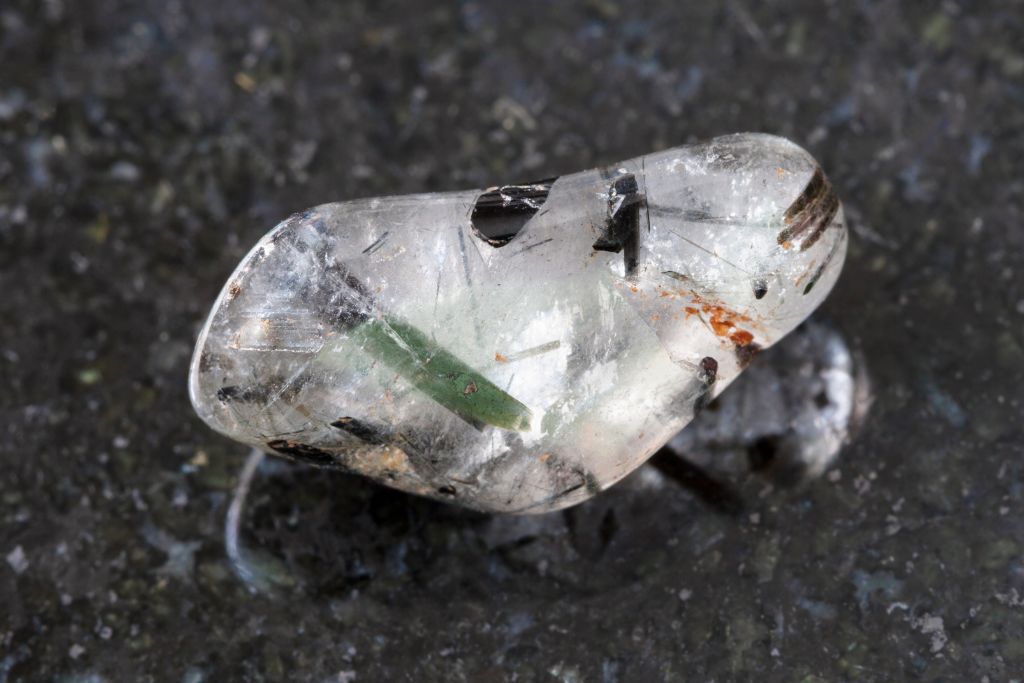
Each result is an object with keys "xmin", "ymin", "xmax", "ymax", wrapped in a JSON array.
[{"xmin": 2, "ymin": 0, "xmax": 1024, "ymax": 680}]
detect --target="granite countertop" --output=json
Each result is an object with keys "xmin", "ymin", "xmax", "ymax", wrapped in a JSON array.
[{"xmin": 3, "ymin": 1, "xmax": 1023, "ymax": 680}]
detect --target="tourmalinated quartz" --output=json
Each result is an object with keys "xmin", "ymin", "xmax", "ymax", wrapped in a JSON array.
[{"xmin": 189, "ymin": 133, "xmax": 847, "ymax": 513}]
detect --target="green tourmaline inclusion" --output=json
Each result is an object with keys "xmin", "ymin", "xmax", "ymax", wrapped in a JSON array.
[{"xmin": 346, "ymin": 316, "xmax": 533, "ymax": 432}]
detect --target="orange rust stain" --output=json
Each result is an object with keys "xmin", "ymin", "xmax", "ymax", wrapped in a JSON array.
[
  {"xmin": 630, "ymin": 286, "xmax": 639, "ymax": 293},
  {"xmin": 703, "ymin": 305, "xmax": 756, "ymax": 345},
  {"xmin": 700, "ymin": 302, "xmax": 744, "ymax": 336},
  {"xmin": 651, "ymin": 314, "xmax": 660, "ymax": 321},
  {"xmin": 495, "ymin": 352, "xmax": 508, "ymax": 363},
  {"xmin": 538, "ymin": 453, "xmax": 551, "ymax": 463},
  {"xmin": 659, "ymin": 287, "xmax": 688, "ymax": 300},
  {"xmin": 708, "ymin": 313, "xmax": 734, "ymax": 337},
  {"xmin": 677, "ymin": 289, "xmax": 762, "ymax": 343},
  {"xmin": 730, "ymin": 330, "xmax": 754, "ymax": 346}
]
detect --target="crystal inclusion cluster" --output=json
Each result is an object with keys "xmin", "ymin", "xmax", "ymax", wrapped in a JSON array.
[{"xmin": 190, "ymin": 133, "xmax": 847, "ymax": 513}]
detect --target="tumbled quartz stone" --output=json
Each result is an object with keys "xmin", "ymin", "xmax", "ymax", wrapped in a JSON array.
[{"xmin": 189, "ymin": 133, "xmax": 847, "ymax": 513}]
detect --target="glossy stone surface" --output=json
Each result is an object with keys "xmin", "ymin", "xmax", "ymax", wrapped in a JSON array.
[{"xmin": 190, "ymin": 134, "xmax": 846, "ymax": 512}]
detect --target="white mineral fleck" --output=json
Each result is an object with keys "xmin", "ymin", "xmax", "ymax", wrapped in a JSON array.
[{"xmin": 6, "ymin": 545, "xmax": 28, "ymax": 574}]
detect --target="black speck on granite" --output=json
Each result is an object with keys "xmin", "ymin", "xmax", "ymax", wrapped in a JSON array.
[{"xmin": 2, "ymin": 1, "xmax": 1024, "ymax": 680}]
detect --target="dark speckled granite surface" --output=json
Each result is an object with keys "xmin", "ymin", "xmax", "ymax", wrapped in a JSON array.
[{"xmin": 3, "ymin": 1, "xmax": 1024, "ymax": 680}]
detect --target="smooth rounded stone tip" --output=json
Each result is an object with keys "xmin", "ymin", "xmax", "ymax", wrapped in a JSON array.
[{"xmin": 189, "ymin": 134, "xmax": 847, "ymax": 513}]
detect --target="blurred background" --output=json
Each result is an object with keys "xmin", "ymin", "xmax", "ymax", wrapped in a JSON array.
[{"xmin": 2, "ymin": 0, "xmax": 1024, "ymax": 680}]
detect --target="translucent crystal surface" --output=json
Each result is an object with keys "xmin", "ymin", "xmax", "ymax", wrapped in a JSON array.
[{"xmin": 189, "ymin": 133, "xmax": 847, "ymax": 513}]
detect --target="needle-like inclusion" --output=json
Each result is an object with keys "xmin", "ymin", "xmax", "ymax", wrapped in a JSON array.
[{"xmin": 189, "ymin": 133, "xmax": 847, "ymax": 513}]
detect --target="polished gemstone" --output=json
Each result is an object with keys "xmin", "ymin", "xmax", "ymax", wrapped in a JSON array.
[{"xmin": 189, "ymin": 133, "xmax": 847, "ymax": 513}]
